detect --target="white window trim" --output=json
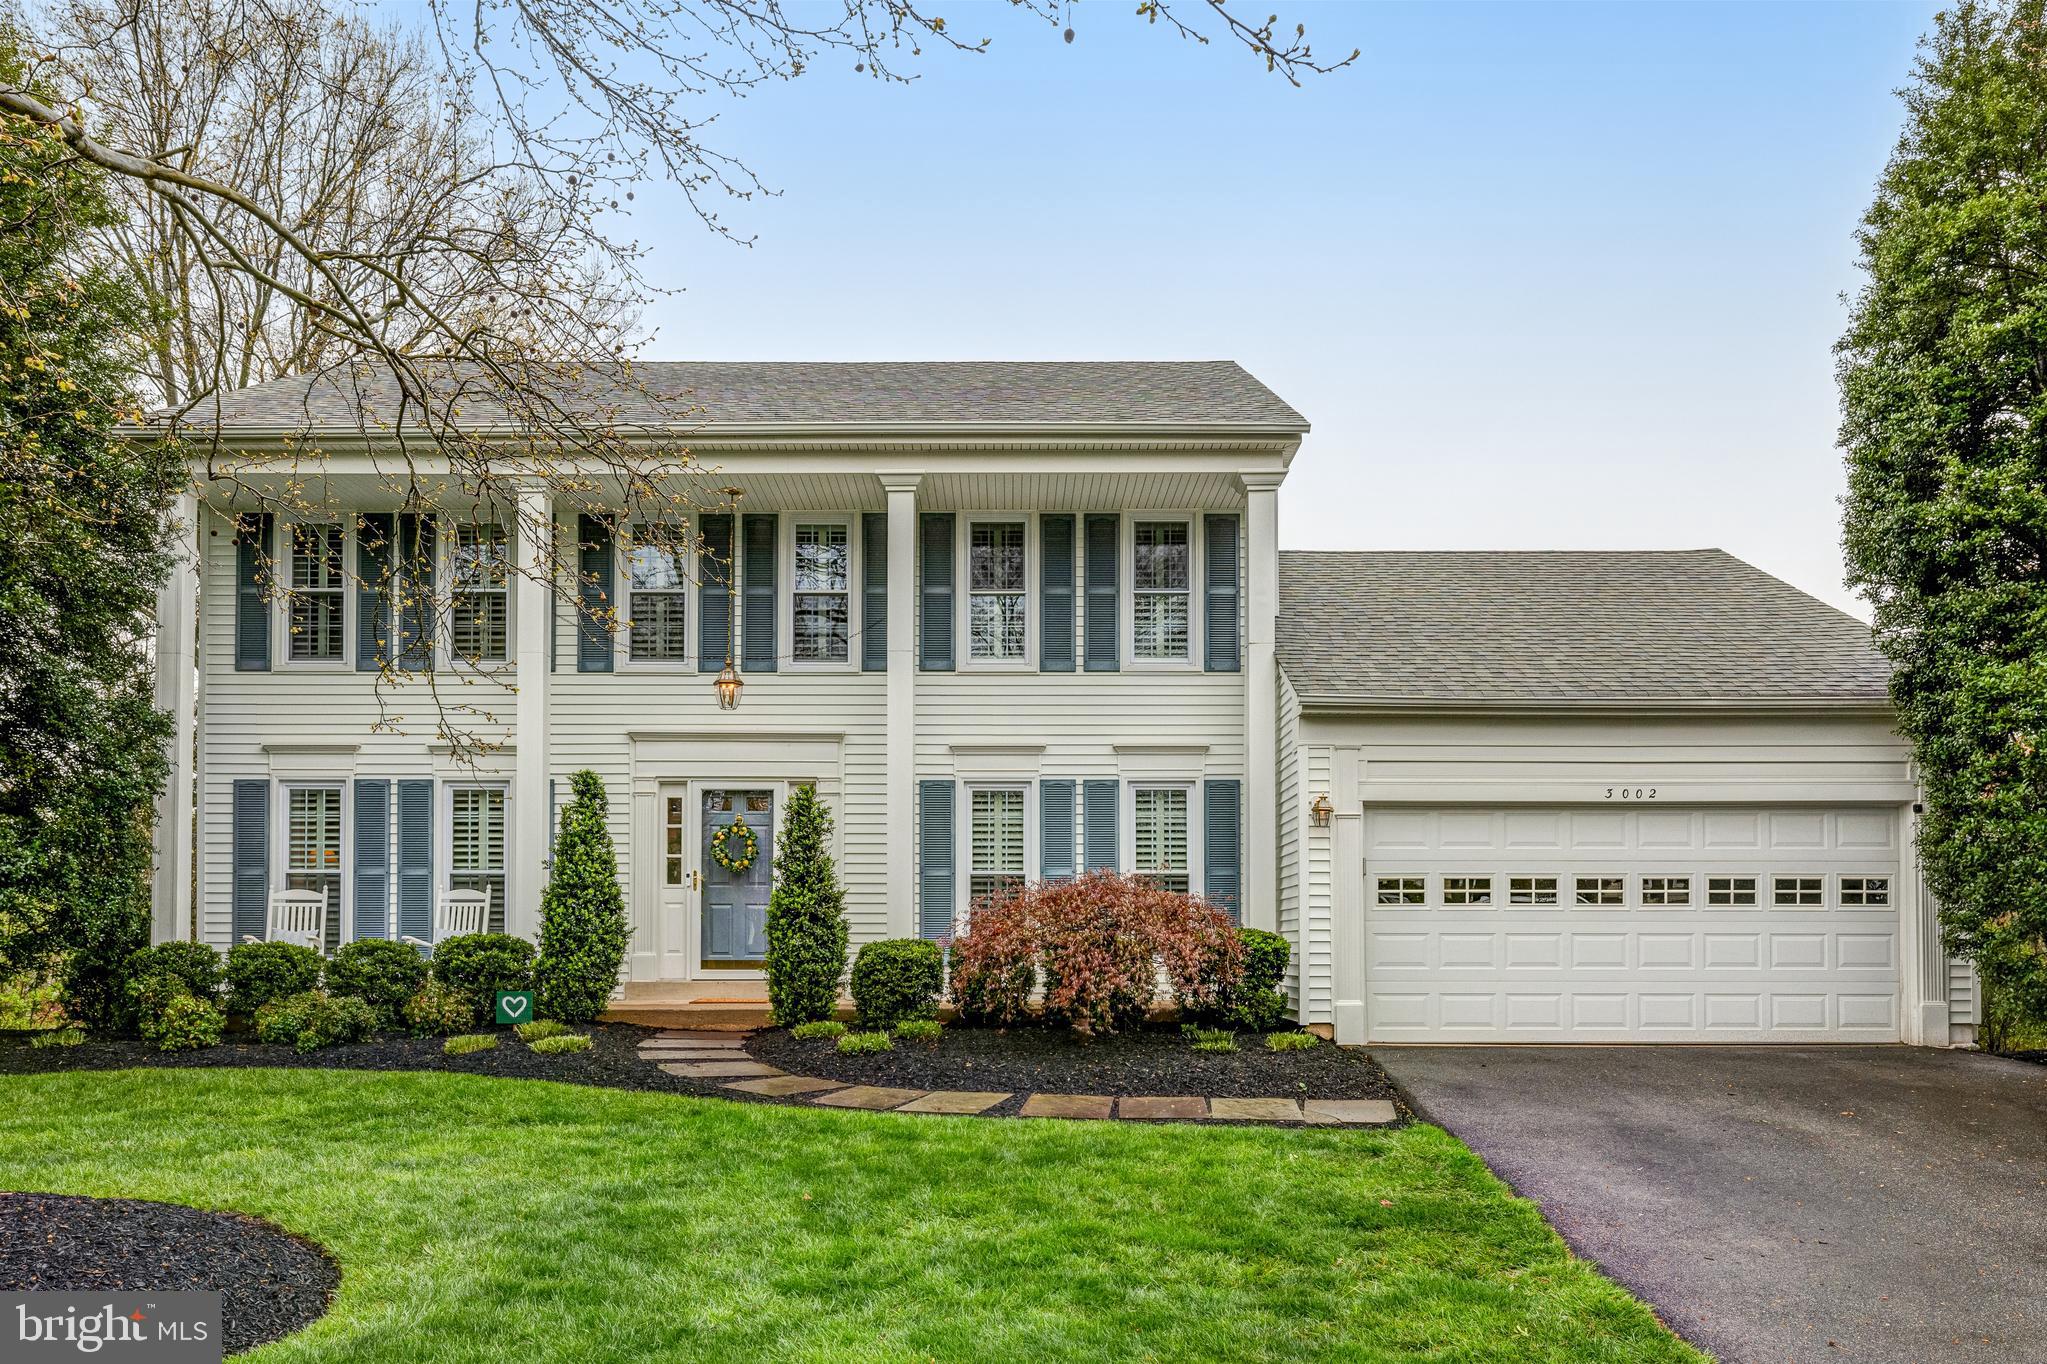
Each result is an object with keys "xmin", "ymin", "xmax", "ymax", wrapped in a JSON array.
[
  {"xmin": 274, "ymin": 781, "xmax": 350, "ymax": 944},
  {"xmin": 955, "ymin": 779, "xmax": 1037, "ymax": 927},
  {"xmin": 957, "ymin": 513, "xmax": 1035, "ymax": 671},
  {"xmin": 442, "ymin": 781, "xmax": 513, "ymax": 929},
  {"xmin": 440, "ymin": 513, "xmax": 515, "ymax": 671},
  {"xmin": 1571, "ymin": 874, "xmax": 1629, "ymax": 908},
  {"xmin": 1122, "ymin": 511, "xmax": 1202, "ymax": 671},
  {"xmin": 782, "ymin": 512, "xmax": 859, "ymax": 672},
  {"xmin": 615, "ymin": 521, "xmax": 696, "ymax": 671},
  {"xmin": 1838, "ymin": 873, "xmax": 1892, "ymax": 906},
  {"xmin": 276, "ymin": 516, "xmax": 354, "ymax": 670},
  {"xmin": 1506, "ymin": 874, "xmax": 1561, "ymax": 907},
  {"xmin": 1440, "ymin": 873, "xmax": 1496, "ymax": 908},
  {"xmin": 1123, "ymin": 779, "xmax": 1201, "ymax": 895},
  {"xmin": 1771, "ymin": 874, "xmax": 1828, "ymax": 908},
  {"xmin": 1705, "ymin": 871, "xmax": 1762, "ymax": 907}
]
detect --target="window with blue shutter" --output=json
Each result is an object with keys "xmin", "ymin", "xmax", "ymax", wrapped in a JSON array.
[
  {"xmin": 862, "ymin": 513, "xmax": 888, "ymax": 672},
  {"xmin": 1082, "ymin": 779, "xmax": 1118, "ymax": 872},
  {"xmin": 919, "ymin": 514, "xmax": 954, "ymax": 671},
  {"xmin": 232, "ymin": 779, "xmax": 270, "ymax": 939},
  {"xmin": 742, "ymin": 514, "xmax": 778, "ymax": 671},
  {"xmin": 698, "ymin": 514, "xmax": 733, "ymax": 672},
  {"xmin": 1083, "ymin": 514, "xmax": 1118, "ymax": 672},
  {"xmin": 1040, "ymin": 515, "xmax": 1075, "ymax": 672},
  {"xmin": 353, "ymin": 779, "xmax": 391, "ymax": 938},
  {"xmin": 1204, "ymin": 514, "xmax": 1241, "ymax": 673},
  {"xmin": 1204, "ymin": 779, "xmax": 1242, "ymax": 923},
  {"xmin": 1040, "ymin": 779, "xmax": 1076, "ymax": 882},
  {"xmin": 356, "ymin": 513, "xmax": 393, "ymax": 671},
  {"xmin": 234, "ymin": 514, "xmax": 272, "ymax": 671},
  {"xmin": 395, "ymin": 513, "xmax": 434, "ymax": 671},
  {"xmin": 919, "ymin": 779, "xmax": 955, "ymax": 939},
  {"xmin": 396, "ymin": 779, "xmax": 433, "ymax": 944},
  {"xmin": 577, "ymin": 514, "xmax": 615, "ymax": 673}
]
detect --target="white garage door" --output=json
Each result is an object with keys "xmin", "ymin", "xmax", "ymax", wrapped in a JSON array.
[{"xmin": 1364, "ymin": 806, "xmax": 1902, "ymax": 1043}]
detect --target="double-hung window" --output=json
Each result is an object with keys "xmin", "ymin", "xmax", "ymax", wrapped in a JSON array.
[
  {"xmin": 287, "ymin": 522, "xmax": 346, "ymax": 662},
  {"xmin": 449, "ymin": 787, "xmax": 508, "ymax": 933},
  {"xmin": 968, "ymin": 788, "xmax": 1026, "ymax": 906},
  {"xmin": 793, "ymin": 522, "xmax": 851, "ymax": 663},
  {"xmin": 967, "ymin": 521, "xmax": 1026, "ymax": 661},
  {"xmin": 1133, "ymin": 786, "xmax": 1190, "ymax": 893},
  {"xmin": 624, "ymin": 525, "xmax": 688, "ymax": 662},
  {"xmin": 284, "ymin": 786, "xmax": 343, "ymax": 951},
  {"xmin": 1132, "ymin": 520, "xmax": 1192, "ymax": 660},
  {"xmin": 450, "ymin": 521, "xmax": 510, "ymax": 662}
]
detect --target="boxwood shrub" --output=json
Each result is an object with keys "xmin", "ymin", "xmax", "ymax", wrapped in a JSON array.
[
  {"xmin": 138, "ymin": 992, "xmax": 223, "ymax": 1052},
  {"xmin": 323, "ymin": 938, "xmax": 428, "ymax": 1025},
  {"xmin": 123, "ymin": 942, "xmax": 223, "ymax": 1003},
  {"xmin": 254, "ymin": 991, "xmax": 376, "ymax": 1052},
  {"xmin": 430, "ymin": 932, "xmax": 536, "ymax": 1020},
  {"xmin": 402, "ymin": 979, "xmax": 476, "ymax": 1036},
  {"xmin": 849, "ymin": 938, "xmax": 942, "ymax": 1029},
  {"xmin": 1227, "ymin": 928, "xmax": 1291, "ymax": 1032},
  {"xmin": 225, "ymin": 941, "xmax": 324, "ymax": 1016}
]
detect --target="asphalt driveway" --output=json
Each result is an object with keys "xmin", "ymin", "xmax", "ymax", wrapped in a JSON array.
[{"xmin": 1375, "ymin": 1046, "xmax": 2047, "ymax": 1364}]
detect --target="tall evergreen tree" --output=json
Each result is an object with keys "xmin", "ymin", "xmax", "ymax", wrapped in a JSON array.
[
  {"xmin": 0, "ymin": 29, "xmax": 177, "ymax": 1029},
  {"xmin": 533, "ymin": 770, "xmax": 630, "ymax": 1022},
  {"xmin": 1838, "ymin": 0, "xmax": 2047, "ymax": 1046},
  {"xmin": 763, "ymin": 784, "xmax": 848, "ymax": 1026}
]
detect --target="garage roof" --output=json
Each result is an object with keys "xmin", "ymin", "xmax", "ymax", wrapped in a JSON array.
[{"xmin": 1277, "ymin": 549, "xmax": 1892, "ymax": 708}]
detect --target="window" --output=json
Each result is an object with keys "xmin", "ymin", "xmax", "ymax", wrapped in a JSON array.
[
  {"xmin": 285, "ymin": 786, "xmax": 343, "ymax": 951},
  {"xmin": 1708, "ymin": 875, "xmax": 1758, "ymax": 906},
  {"xmin": 1133, "ymin": 787, "xmax": 1190, "ymax": 893},
  {"xmin": 968, "ymin": 788, "xmax": 1026, "ymax": 904},
  {"xmin": 287, "ymin": 522, "xmax": 345, "ymax": 661},
  {"xmin": 1443, "ymin": 876, "xmax": 1492, "ymax": 906},
  {"xmin": 450, "ymin": 787, "xmax": 508, "ymax": 932},
  {"xmin": 793, "ymin": 523, "xmax": 851, "ymax": 663},
  {"xmin": 1640, "ymin": 876, "xmax": 1692, "ymax": 906},
  {"xmin": 1132, "ymin": 520, "xmax": 1192, "ymax": 660},
  {"xmin": 967, "ymin": 521, "xmax": 1026, "ymax": 661},
  {"xmin": 1774, "ymin": 876, "xmax": 1824, "ymax": 907},
  {"xmin": 1509, "ymin": 876, "xmax": 1558, "ymax": 905},
  {"xmin": 450, "ymin": 521, "xmax": 509, "ymax": 662},
  {"xmin": 663, "ymin": 795, "xmax": 685, "ymax": 886},
  {"xmin": 625, "ymin": 525, "xmax": 687, "ymax": 662},
  {"xmin": 1376, "ymin": 876, "xmax": 1425, "ymax": 905},
  {"xmin": 1575, "ymin": 876, "xmax": 1624, "ymax": 906},
  {"xmin": 1840, "ymin": 876, "xmax": 1891, "ymax": 906}
]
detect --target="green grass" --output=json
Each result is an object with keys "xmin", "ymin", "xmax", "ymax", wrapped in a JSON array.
[
  {"xmin": 441, "ymin": 1033, "xmax": 496, "ymax": 1055},
  {"xmin": 527, "ymin": 1033, "xmax": 590, "ymax": 1055},
  {"xmin": 836, "ymin": 1029, "xmax": 892, "ymax": 1055},
  {"xmin": 0, "ymin": 1069, "xmax": 1702, "ymax": 1363},
  {"xmin": 1265, "ymin": 1031, "xmax": 1319, "ymax": 1053},
  {"xmin": 514, "ymin": 1020, "xmax": 574, "ymax": 1043},
  {"xmin": 1189, "ymin": 1026, "xmax": 1238, "ymax": 1054},
  {"xmin": 892, "ymin": 1019, "xmax": 943, "ymax": 1044},
  {"xmin": 788, "ymin": 1020, "xmax": 846, "ymax": 1041}
]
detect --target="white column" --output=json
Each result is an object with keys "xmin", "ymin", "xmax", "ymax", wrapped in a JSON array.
[
  {"xmin": 1243, "ymin": 473, "xmax": 1282, "ymax": 932},
  {"xmin": 151, "ymin": 491, "xmax": 201, "ymax": 943},
  {"xmin": 1330, "ymin": 746, "xmax": 1367, "ymax": 1045},
  {"xmin": 512, "ymin": 485, "xmax": 552, "ymax": 940},
  {"xmin": 882, "ymin": 474, "xmax": 922, "ymax": 938}
]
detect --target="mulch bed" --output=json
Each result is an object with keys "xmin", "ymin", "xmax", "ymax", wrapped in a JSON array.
[
  {"xmin": 0, "ymin": 1192, "xmax": 339, "ymax": 1356},
  {"xmin": 748, "ymin": 1023, "xmax": 1404, "ymax": 1101}
]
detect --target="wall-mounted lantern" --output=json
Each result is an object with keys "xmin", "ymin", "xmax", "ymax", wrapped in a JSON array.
[
  {"xmin": 712, "ymin": 486, "xmax": 744, "ymax": 711},
  {"xmin": 1309, "ymin": 793, "xmax": 1333, "ymax": 828}
]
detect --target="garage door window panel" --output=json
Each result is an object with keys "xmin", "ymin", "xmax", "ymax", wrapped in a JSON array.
[
  {"xmin": 1773, "ymin": 876, "xmax": 1825, "ymax": 907},
  {"xmin": 1376, "ymin": 876, "xmax": 1425, "ymax": 906},
  {"xmin": 1839, "ymin": 876, "xmax": 1890, "ymax": 906},
  {"xmin": 1708, "ymin": 875, "xmax": 1758, "ymax": 906},
  {"xmin": 1574, "ymin": 876, "xmax": 1625, "ymax": 906},
  {"xmin": 1640, "ymin": 876, "xmax": 1691, "ymax": 907},
  {"xmin": 1509, "ymin": 876, "xmax": 1558, "ymax": 906},
  {"xmin": 1442, "ymin": 876, "xmax": 1492, "ymax": 906}
]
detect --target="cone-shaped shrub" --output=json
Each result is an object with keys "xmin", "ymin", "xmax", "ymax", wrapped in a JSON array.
[
  {"xmin": 764, "ymin": 783, "xmax": 848, "ymax": 1025},
  {"xmin": 533, "ymin": 770, "xmax": 629, "ymax": 1022}
]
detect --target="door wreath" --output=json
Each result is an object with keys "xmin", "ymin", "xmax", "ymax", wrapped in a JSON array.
[{"xmin": 709, "ymin": 815, "xmax": 759, "ymax": 873}]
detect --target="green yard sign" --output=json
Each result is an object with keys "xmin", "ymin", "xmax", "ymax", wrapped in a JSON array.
[{"xmin": 495, "ymin": 990, "xmax": 536, "ymax": 1025}]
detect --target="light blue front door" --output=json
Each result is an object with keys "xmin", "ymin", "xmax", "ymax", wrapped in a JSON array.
[{"xmin": 702, "ymin": 788, "xmax": 772, "ymax": 964}]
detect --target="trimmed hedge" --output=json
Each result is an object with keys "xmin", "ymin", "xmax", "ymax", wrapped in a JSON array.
[
  {"xmin": 225, "ymin": 941, "xmax": 323, "ymax": 1016},
  {"xmin": 1226, "ymin": 928, "xmax": 1291, "ymax": 1032},
  {"xmin": 849, "ymin": 938, "xmax": 942, "ymax": 1030},
  {"xmin": 138, "ymin": 993, "xmax": 223, "ymax": 1052},
  {"xmin": 253, "ymin": 991, "xmax": 376, "ymax": 1052},
  {"xmin": 324, "ymin": 938, "xmax": 428, "ymax": 1025},
  {"xmin": 403, "ymin": 979, "xmax": 476, "ymax": 1036},
  {"xmin": 431, "ymin": 933, "xmax": 535, "ymax": 1021},
  {"xmin": 123, "ymin": 942, "xmax": 223, "ymax": 1003}
]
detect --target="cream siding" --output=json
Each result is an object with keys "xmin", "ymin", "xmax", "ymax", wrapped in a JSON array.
[{"xmin": 1276, "ymin": 669, "xmax": 1302, "ymax": 1012}]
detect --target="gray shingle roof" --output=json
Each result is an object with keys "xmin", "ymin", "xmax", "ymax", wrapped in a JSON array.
[
  {"xmin": 1277, "ymin": 549, "xmax": 1891, "ymax": 707},
  {"xmin": 165, "ymin": 360, "xmax": 1307, "ymax": 433}
]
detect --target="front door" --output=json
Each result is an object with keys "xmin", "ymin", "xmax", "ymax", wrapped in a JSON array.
[{"xmin": 701, "ymin": 788, "xmax": 773, "ymax": 966}]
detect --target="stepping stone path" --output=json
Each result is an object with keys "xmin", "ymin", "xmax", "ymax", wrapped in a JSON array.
[{"xmin": 634, "ymin": 1030, "xmax": 1396, "ymax": 1127}]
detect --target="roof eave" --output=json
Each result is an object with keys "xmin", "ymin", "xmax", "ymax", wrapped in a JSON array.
[
  {"xmin": 1290, "ymin": 694, "xmax": 1896, "ymax": 719},
  {"xmin": 119, "ymin": 417, "xmax": 1311, "ymax": 444}
]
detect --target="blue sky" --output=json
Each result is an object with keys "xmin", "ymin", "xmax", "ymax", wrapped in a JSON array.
[{"xmin": 618, "ymin": 1, "xmax": 1938, "ymax": 615}]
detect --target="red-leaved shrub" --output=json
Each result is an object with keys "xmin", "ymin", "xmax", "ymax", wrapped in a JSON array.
[{"xmin": 946, "ymin": 871, "xmax": 1245, "ymax": 1035}]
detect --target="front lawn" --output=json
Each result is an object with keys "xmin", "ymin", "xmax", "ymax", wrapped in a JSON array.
[{"xmin": 0, "ymin": 1069, "xmax": 1700, "ymax": 1362}]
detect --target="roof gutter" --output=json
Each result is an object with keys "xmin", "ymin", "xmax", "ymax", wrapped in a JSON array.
[{"xmin": 1293, "ymin": 695, "xmax": 1896, "ymax": 719}]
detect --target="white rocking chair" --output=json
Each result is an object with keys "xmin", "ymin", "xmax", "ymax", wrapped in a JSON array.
[
  {"xmin": 403, "ymin": 889, "xmax": 489, "ymax": 948},
  {"xmin": 247, "ymin": 890, "xmax": 326, "ymax": 951}
]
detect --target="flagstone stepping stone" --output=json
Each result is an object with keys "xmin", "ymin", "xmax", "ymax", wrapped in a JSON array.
[
  {"xmin": 1019, "ymin": 1093, "xmax": 1114, "ymax": 1120},
  {"xmin": 895, "ymin": 1090, "xmax": 1012, "ymax": 1115},
  {"xmin": 723, "ymin": 1075, "xmax": 846, "ymax": 1097},
  {"xmin": 659, "ymin": 1060, "xmax": 782, "ymax": 1079},
  {"xmin": 1208, "ymin": 1097, "xmax": 1303, "ymax": 1123},
  {"xmin": 812, "ymin": 1085, "xmax": 927, "ymax": 1110},
  {"xmin": 641, "ymin": 1050, "xmax": 748, "ymax": 1061},
  {"xmin": 1117, "ymin": 1096, "xmax": 1208, "ymax": 1121},
  {"xmin": 654, "ymin": 1031, "xmax": 746, "ymax": 1044},
  {"xmin": 642, "ymin": 1037, "xmax": 744, "ymax": 1049},
  {"xmin": 1301, "ymin": 1099, "xmax": 1397, "ymax": 1125}
]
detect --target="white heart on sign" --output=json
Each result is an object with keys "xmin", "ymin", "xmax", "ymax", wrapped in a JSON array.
[{"xmin": 501, "ymin": 994, "xmax": 528, "ymax": 1019}]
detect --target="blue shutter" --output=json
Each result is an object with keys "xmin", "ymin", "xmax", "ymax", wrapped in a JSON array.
[
  {"xmin": 1040, "ymin": 779, "xmax": 1076, "ymax": 883},
  {"xmin": 1204, "ymin": 779, "xmax": 1243, "ymax": 924},
  {"xmin": 1082, "ymin": 779, "xmax": 1118, "ymax": 872},
  {"xmin": 234, "ymin": 514, "xmax": 272, "ymax": 671},
  {"xmin": 232, "ymin": 779, "xmax": 269, "ymax": 940},
  {"xmin": 548, "ymin": 518, "xmax": 562, "ymax": 674},
  {"xmin": 1040, "ymin": 514, "xmax": 1075, "ymax": 672},
  {"xmin": 742, "ymin": 513, "xmax": 778, "ymax": 672},
  {"xmin": 1204, "ymin": 514, "xmax": 1241, "ymax": 673},
  {"xmin": 396, "ymin": 513, "xmax": 434, "ymax": 671},
  {"xmin": 698, "ymin": 514, "xmax": 733, "ymax": 672},
  {"xmin": 918, "ymin": 779, "xmax": 955, "ymax": 940},
  {"xmin": 919, "ymin": 514, "xmax": 954, "ymax": 672},
  {"xmin": 356, "ymin": 513, "xmax": 393, "ymax": 671},
  {"xmin": 862, "ymin": 512, "xmax": 888, "ymax": 672},
  {"xmin": 396, "ymin": 779, "xmax": 433, "ymax": 944},
  {"xmin": 577, "ymin": 514, "xmax": 615, "ymax": 673},
  {"xmin": 353, "ymin": 779, "xmax": 391, "ymax": 938},
  {"xmin": 1084, "ymin": 514, "xmax": 1119, "ymax": 672}
]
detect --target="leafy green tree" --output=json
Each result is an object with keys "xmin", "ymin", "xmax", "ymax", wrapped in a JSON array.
[
  {"xmin": 534, "ymin": 770, "xmax": 629, "ymax": 1022},
  {"xmin": 1838, "ymin": 0, "xmax": 2047, "ymax": 1047},
  {"xmin": 763, "ymin": 784, "xmax": 848, "ymax": 1026},
  {"xmin": 0, "ymin": 28, "xmax": 177, "ymax": 1029}
]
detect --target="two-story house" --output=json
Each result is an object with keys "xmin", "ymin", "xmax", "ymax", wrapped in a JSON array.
[{"xmin": 144, "ymin": 361, "xmax": 1976, "ymax": 1048}]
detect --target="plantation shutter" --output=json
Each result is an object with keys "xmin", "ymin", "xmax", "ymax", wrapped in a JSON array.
[
  {"xmin": 356, "ymin": 513, "xmax": 393, "ymax": 671},
  {"xmin": 353, "ymin": 779, "xmax": 391, "ymax": 939},
  {"xmin": 231, "ymin": 779, "xmax": 270, "ymax": 940},
  {"xmin": 741, "ymin": 513, "xmax": 778, "ymax": 672},
  {"xmin": 1083, "ymin": 514, "xmax": 1119, "ymax": 672},
  {"xmin": 1040, "ymin": 779, "xmax": 1076, "ymax": 883},
  {"xmin": 548, "ymin": 517, "xmax": 561, "ymax": 674},
  {"xmin": 1203, "ymin": 514, "xmax": 1241, "ymax": 673},
  {"xmin": 1082, "ymin": 779, "xmax": 1118, "ymax": 872},
  {"xmin": 698, "ymin": 514, "xmax": 733, "ymax": 672},
  {"xmin": 577, "ymin": 514, "xmax": 615, "ymax": 673},
  {"xmin": 1204, "ymin": 779, "xmax": 1242, "ymax": 923},
  {"xmin": 862, "ymin": 512, "xmax": 888, "ymax": 672},
  {"xmin": 396, "ymin": 513, "xmax": 435, "ymax": 671},
  {"xmin": 918, "ymin": 779, "xmax": 955, "ymax": 940},
  {"xmin": 1039, "ymin": 514, "xmax": 1075, "ymax": 672},
  {"xmin": 919, "ymin": 513, "xmax": 954, "ymax": 671},
  {"xmin": 396, "ymin": 779, "xmax": 434, "ymax": 944},
  {"xmin": 234, "ymin": 513, "xmax": 272, "ymax": 671}
]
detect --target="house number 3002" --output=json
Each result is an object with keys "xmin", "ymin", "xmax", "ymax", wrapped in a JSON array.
[{"xmin": 1605, "ymin": 787, "xmax": 1657, "ymax": 800}]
